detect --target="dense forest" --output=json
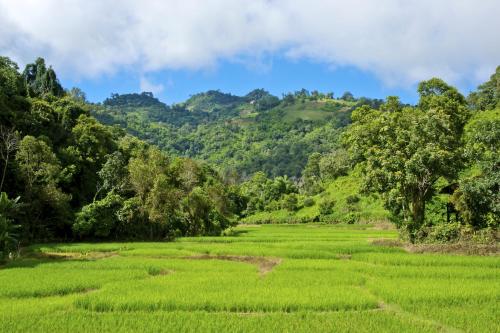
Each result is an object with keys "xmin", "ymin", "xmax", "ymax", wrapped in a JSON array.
[
  {"xmin": 94, "ymin": 88, "xmax": 383, "ymax": 178},
  {"xmin": 0, "ymin": 56, "xmax": 498, "ymax": 259},
  {"xmin": 0, "ymin": 57, "xmax": 243, "ymax": 259}
]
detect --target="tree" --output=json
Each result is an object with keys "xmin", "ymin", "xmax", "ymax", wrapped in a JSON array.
[
  {"xmin": 128, "ymin": 147, "xmax": 170, "ymax": 204},
  {"xmin": 468, "ymin": 66, "xmax": 499, "ymax": 111},
  {"xmin": 71, "ymin": 115, "xmax": 117, "ymax": 164},
  {"xmin": 68, "ymin": 87, "xmax": 87, "ymax": 103},
  {"xmin": 0, "ymin": 126, "xmax": 19, "ymax": 192},
  {"xmin": 181, "ymin": 187, "xmax": 216, "ymax": 236},
  {"xmin": 0, "ymin": 56, "xmax": 23, "ymax": 98},
  {"xmin": 302, "ymin": 152, "xmax": 322, "ymax": 194},
  {"xmin": 0, "ymin": 57, "xmax": 26, "ymax": 128},
  {"xmin": 452, "ymin": 109, "xmax": 499, "ymax": 228},
  {"xmin": 67, "ymin": 114, "xmax": 118, "ymax": 204},
  {"xmin": 23, "ymin": 58, "xmax": 64, "ymax": 97},
  {"xmin": 145, "ymin": 174, "xmax": 181, "ymax": 230},
  {"xmin": 345, "ymin": 80, "xmax": 469, "ymax": 240},
  {"xmin": 95, "ymin": 151, "xmax": 128, "ymax": 201},
  {"xmin": 15, "ymin": 136, "xmax": 61, "ymax": 194},
  {"xmin": 73, "ymin": 192, "xmax": 123, "ymax": 238},
  {"xmin": 341, "ymin": 91, "xmax": 355, "ymax": 102},
  {"xmin": 281, "ymin": 193, "xmax": 298, "ymax": 211},
  {"xmin": 319, "ymin": 149, "xmax": 350, "ymax": 180}
]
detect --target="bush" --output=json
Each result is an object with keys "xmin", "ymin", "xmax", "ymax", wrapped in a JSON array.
[
  {"xmin": 73, "ymin": 193, "xmax": 124, "ymax": 238},
  {"xmin": 303, "ymin": 197, "xmax": 315, "ymax": 207},
  {"xmin": 341, "ymin": 212, "xmax": 360, "ymax": 224},
  {"xmin": 281, "ymin": 194, "xmax": 298, "ymax": 211},
  {"xmin": 319, "ymin": 199, "xmax": 335, "ymax": 215},
  {"xmin": 427, "ymin": 222, "xmax": 462, "ymax": 242},
  {"xmin": 319, "ymin": 214, "xmax": 337, "ymax": 223},
  {"xmin": 346, "ymin": 195, "xmax": 360, "ymax": 205}
]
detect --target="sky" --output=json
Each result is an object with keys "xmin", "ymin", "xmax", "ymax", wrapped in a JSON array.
[{"xmin": 1, "ymin": 0, "xmax": 499, "ymax": 105}]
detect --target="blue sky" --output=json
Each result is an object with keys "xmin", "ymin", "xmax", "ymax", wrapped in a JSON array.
[
  {"xmin": 61, "ymin": 57, "xmax": 426, "ymax": 105},
  {"xmin": 1, "ymin": 1, "xmax": 498, "ymax": 106}
]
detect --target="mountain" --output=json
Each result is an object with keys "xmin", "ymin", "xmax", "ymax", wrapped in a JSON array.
[{"xmin": 93, "ymin": 89, "xmax": 383, "ymax": 178}]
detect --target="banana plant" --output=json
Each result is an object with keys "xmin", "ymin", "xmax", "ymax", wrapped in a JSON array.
[{"xmin": 0, "ymin": 192, "xmax": 20, "ymax": 260}]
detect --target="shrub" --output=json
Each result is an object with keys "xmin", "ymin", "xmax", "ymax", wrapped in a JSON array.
[
  {"xmin": 73, "ymin": 193, "xmax": 124, "ymax": 238},
  {"xmin": 427, "ymin": 222, "xmax": 461, "ymax": 242},
  {"xmin": 281, "ymin": 194, "xmax": 298, "ymax": 212},
  {"xmin": 303, "ymin": 197, "xmax": 315, "ymax": 207},
  {"xmin": 319, "ymin": 199, "xmax": 335, "ymax": 215},
  {"xmin": 346, "ymin": 195, "xmax": 360, "ymax": 205},
  {"xmin": 319, "ymin": 214, "xmax": 337, "ymax": 223},
  {"xmin": 341, "ymin": 212, "xmax": 360, "ymax": 224}
]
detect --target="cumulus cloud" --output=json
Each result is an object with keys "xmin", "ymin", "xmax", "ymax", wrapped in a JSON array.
[
  {"xmin": 0, "ymin": 0, "xmax": 498, "ymax": 86},
  {"xmin": 140, "ymin": 77, "xmax": 165, "ymax": 95}
]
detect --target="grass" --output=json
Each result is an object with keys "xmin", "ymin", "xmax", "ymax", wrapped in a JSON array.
[
  {"xmin": 1, "ymin": 224, "xmax": 498, "ymax": 332},
  {"xmin": 277, "ymin": 99, "xmax": 352, "ymax": 123}
]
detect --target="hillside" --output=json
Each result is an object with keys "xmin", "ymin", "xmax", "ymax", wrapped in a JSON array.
[
  {"xmin": 242, "ymin": 168, "xmax": 390, "ymax": 224},
  {"xmin": 93, "ymin": 90, "xmax": 381, "ymax": 178}
]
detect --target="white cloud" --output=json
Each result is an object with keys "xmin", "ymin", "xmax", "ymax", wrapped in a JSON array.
[
  {"xmin": 140, "ymin": 77, "xmax": 165, "ymax": 95},
  {"xmin": 0, "ymin": 0, "xmax": 499, "ymax": 87}
]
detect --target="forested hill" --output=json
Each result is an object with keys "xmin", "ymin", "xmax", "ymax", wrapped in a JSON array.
[
  {"xmin": 0, "ymin": 55, "xmax": 498, "ymax": 251},
  {"xmin": 93, "ymin": 89, "xmax": 383, "ymax": 178},
  {"xmin": 0, "ymin": 56, "xmax": 243, "ymax": 245}
]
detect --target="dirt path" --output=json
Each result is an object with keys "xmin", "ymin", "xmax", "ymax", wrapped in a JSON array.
[{"xmin": 182, "ymin": 254, "xmax": 282, "ymax": 277}]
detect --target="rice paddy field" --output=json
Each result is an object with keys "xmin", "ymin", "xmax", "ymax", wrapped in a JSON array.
[{"xmin": 0, "ymin": 224, "xmax": 498, "ymax": 332}]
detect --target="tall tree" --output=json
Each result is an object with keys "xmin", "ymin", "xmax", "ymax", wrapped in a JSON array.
[
  {"xmin": 345, "ymin": 79, "xmax": 469, "ymax": 240},
  {"xmin": 15, "ymin": 136, "xmax": 61, "ymax": 195},
  {"xmin": 23, "ymin": 58, "xmax": 64, "ymax": 97}
]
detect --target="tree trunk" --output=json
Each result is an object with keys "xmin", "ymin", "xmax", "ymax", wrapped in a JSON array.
[
  {"xmin": 412, "ymin": 198, "xmax": 425, "ymax": 226},
  {"xmin": 408, "ymin": 195, "xmax": 426, "ymax": 243}
]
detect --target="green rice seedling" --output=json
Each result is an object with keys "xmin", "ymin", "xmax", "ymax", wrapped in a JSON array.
[{"xmin": 2, "ymin": 224, "xmax": 498, "ymax": 332}]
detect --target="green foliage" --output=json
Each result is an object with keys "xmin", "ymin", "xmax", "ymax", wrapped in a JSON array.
[
  {"xmin": 241, "ymin": 173, "xmax": 298, "ymax": 215},
  {"xmin": 302, "ymin": 152, "xmax": 322, "ymax": 194},
  {"xmin": 318, "ymin": 148, "xmax": 350, "ymax": 180},
  {"xmin": 280, "ymin": 193, "xmax": 299, "ymax": 211},
  {"xmin": 340, "ymin": 91, "xmax": 355, "ymax": 102},
  {"xmin": 0, "ymin": 192, "xmax": 20, "ymax": 259},
  {"xmin": 340, "ymin": 212, "xmax": 361, "ymax": 224},
  {"xmin": 451, "ymin": 108, "xmax": 500, "ymax": 229},
  {"xmin": 183, "ymin": 90, "xmax": 243, "ymax": 113},
  {"xmin": 73, "ymin": 193, "xmax": 124, "ymax": 238},
  {"xmin": 93, "ymin": 89, "xmax": 367, "ymax": 178},
  {"xmin": 345, "ymin": 195, "xmax": 360, "ymax": 205},
  {"xmin": 104, "ymin": 92, "xmax": 161, "ymax": 108},
  {"xmin": 0, "ymin": 56, "xmax": 239, "ymax": 243},
  {"xmin": 319, "ymin": 198, "xmax": 335, "ymax": 215},
  {"xmin": 245, "ymin": 89, "xmax": 280, "ymax": 111},
  {"xmin": 22, "ymin": 58, "xmax": 64, "ymax": 97},
  {"xmin": 1, "ymin": 54, "xmax": 498, "ymax": 247},
  {"xmin": 242, "ymin": 168, "xmax": 389, "ymax": 225},
  {"xmin": 425, "ymin": 221, "xmax": 462, "ymax": 243},
  {"xmin": 303, "ymin": 197, "xmax": 315, "ymax": 207},
  {"xmin": 468, "ymin": 66, "xmax": 500, "ymax": 111},
  {"xmin": 0, "ymin": 57, "xmax": 24, "ymax": 98},
  {"xmin": 345, "ymin": 80, "xmax": 470, "ymax": 241},
  {"xmin": 16, "ymin": 136, "xmax": 61, "ymax": 191}
]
